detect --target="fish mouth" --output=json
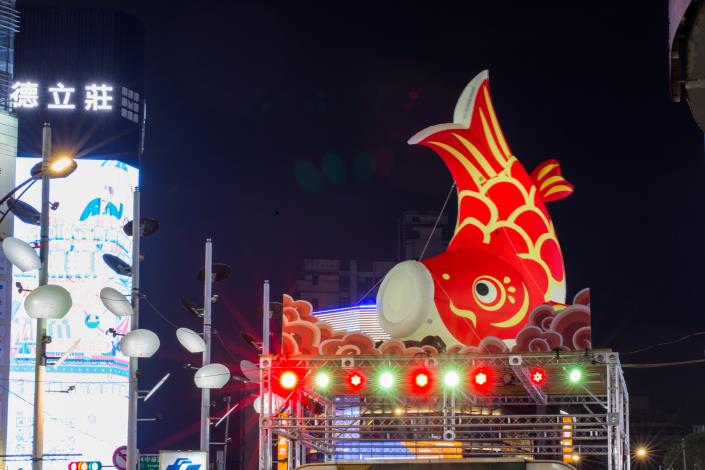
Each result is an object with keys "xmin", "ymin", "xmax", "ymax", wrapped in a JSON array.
[
  {"xmin": 490, "ymin": 284, "xmax": 530, "ymax": 328},
  {"xmin": 449, "ymin": 301, "xmax": 477, "ymax": 327}
]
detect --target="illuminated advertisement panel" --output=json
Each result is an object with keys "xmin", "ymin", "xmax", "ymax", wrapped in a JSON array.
[{"xmin": 6, "ymin": 158, "xmax": 138, "ymax": 469}]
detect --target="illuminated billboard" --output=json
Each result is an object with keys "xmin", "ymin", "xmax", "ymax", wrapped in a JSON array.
[{"xmin": 6, "ymin": 158, "xmax": 138, "ymax": 469}]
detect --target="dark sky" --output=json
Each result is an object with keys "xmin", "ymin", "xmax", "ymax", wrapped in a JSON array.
[{"xmin": 20, "ymin": 0, "xmax": 705, "ymax": 466}]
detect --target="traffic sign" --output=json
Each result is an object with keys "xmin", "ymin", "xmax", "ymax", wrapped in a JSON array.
[
  {"xmin": 112, "ymin": 445, "xmax": 127, "ymax": 470},
  {"xmin": 140, "ymin": 454, "xmax": 159, "ymax": 470}
]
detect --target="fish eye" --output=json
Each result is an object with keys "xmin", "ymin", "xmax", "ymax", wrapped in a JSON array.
[{"xmin": 473, "ymin": 277, "xmax": 503, "ymax": 306}]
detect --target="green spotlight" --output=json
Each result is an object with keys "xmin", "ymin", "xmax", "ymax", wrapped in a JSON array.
[
  {"xmin": 315, "ymin": 371, "xmax": 331, "ymax": 390},
  {"xmin": 379, "ymin": 370, "xmax": 396, "ymax": 390},
  {"xmin": 568, "ymin": 368, "xmax": 582, "ymax": 383},
  {"xmin": 443, "ymin": 370, "xmax": 460, "ymax": 389}
]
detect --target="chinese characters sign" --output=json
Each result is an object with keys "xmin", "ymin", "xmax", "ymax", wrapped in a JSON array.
[
  {"xmin": 9, "ymin": 81, "xmax": 142, "ymax": 124},
  {"xmin": 11, "ymin": 81, "xmax": 114, "ymax": 111}
]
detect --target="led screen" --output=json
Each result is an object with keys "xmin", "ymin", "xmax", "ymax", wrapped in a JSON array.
[{"xmin": 6, "ymin": 158, "xmax": 138, "ymax": 469}]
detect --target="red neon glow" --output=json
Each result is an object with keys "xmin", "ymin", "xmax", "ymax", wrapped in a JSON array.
[
  {"xmin": 280, "ymin": 370, "xmax": 299, "ymax": 390},
  {"xmin": 529, "ymin": 367, "xmax": 547, "ymax": 385},
  {"xmin": 470, "ymin": 366, "xmax": 494, "ymax": 393},
  {"xmin": 347, "ymin": 371, "xmax": 365, "ymax": 391}
]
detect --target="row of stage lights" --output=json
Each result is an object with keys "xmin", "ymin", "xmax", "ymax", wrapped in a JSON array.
[{"xmin": 276, "ymin": 365, "xmax": 585, "ymax": 395}]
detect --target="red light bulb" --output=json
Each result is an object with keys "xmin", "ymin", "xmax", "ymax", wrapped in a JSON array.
[
  {"xmin": 529, "ymin": 367, "xmax": 547, "ymax": 385},
  {"xmin": 347, "ymin": 371, "xmax": 365, "ymax": 391},
  {"xmin": 280, "ymin": 370, "xmax": 299, "ymax": 390},
  {"xmin": 470, "ymin": 366, "xmax": 494, "ymax": 393}
]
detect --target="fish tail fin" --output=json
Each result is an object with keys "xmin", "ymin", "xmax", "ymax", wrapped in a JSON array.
[
  {"xmin": 530, "ymin": 159, "xmax": 574, "ymax": 202},
  {"xmin": 408, "ymin": 70, "xmax": 513, "ymax": 192}
]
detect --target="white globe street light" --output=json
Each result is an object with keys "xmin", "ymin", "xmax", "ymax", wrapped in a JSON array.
[
  {"xmin": 176, "ymin": 327, "xmax": 206, "ymax": 353},
  {"xmin": 99, "ymin": 287, "xmax": 133, "ymax": 317},
  {"xmin": 2, "ymin": 237, "xmax": 41, "ymax": 272},
  {"xmin": 120, "ymin": 329, "xmax": 160, "ymax": 358},
  {"xmin": 194, "ymin": 363, "xmax": 230, "ymax": 389},
  {"xmin": 24, "ymin": 284, "xmax": 72, "ymax": 319}
]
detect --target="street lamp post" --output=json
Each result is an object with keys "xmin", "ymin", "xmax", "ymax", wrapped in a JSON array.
[
  {"xmin": 127, "ymin": 188, "xmax": 141, "ymax": 470},
  {"xmin": 200, "ymin": 239, "xmax": 213, "ymax": 453},
  {"xmin": 31, "ymin": 122, "xmax": 52, "ymax": 470}
]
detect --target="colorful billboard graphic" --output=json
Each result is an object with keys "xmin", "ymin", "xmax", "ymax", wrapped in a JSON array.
[
  {"xmin": 282, "ymin": 71, "xmax": 590, "ymax": 355},
  {"xmin": 6, "ymin": 158, "xmax": 138, "ymax": 469}
]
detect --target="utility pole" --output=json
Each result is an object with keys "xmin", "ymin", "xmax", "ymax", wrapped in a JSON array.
[
  {"xmin": 200, "ymin": 239, "xmax": 213, "ymax": 453},
  {"xmin": 31, "ymin": 123, "xmax": 51, "ymax": 470},
  {"xmin": 126, "ymin": 188, "xmax": 141, "ymax": 470},
  {"xmin": 681, "ymin": 436, "xmax": 687, "ymax": 470}
]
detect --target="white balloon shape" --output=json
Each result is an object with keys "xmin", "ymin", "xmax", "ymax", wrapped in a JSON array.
[
  {"xmin": 194, "ymin": 363, "xmax": 230, "ymax": 389},
  {"xmin": 176, "ymin": 327, "xmax": 206, "ymax": 353},
  {"xmin": 24, "ymin": 284, "xmax": 72, "ymax": 319},
  {"xmin": 120, "ymin": 329, "xmax": 160, "ymax": 358},
  {"xmin": 253, "ymin": 393, "xmax": 284, "ymax": 416},
  {"xmin": 2, "ymin": 237, "xmax": 41, "ymax": 272},
  {"xmin": 100, "ymin": 287, "xmax": 133, "ymax": 317}
]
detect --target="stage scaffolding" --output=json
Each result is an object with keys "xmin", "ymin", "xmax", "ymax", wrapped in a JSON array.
[{"xmin": 258, "ymin": 349, "xmax": 629, "ymax": 470}]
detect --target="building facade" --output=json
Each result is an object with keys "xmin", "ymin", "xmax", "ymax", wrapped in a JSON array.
[{"xmin": 0, "ymin": 5, "xmax": 144, "ymax": 469}]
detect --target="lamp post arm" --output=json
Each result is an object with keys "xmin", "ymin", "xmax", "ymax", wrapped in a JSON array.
[{"xmin": 0, "ymin": 175, "xmax": 37, "ymax": 208}]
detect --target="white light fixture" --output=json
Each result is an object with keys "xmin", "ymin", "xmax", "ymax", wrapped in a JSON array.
[
  {"xmin": 2, "ymin": 237, "xmax": 41, "ymax": 272},
  {"xmin": 253, "ymin": 394, "xmax": 284, "ymax": 416},
  {"xmin": 24, "ymin": 284, "xmax": 72, "ymax": 319},
  {"xmin": 100, "ymin": 287, "xmax": 133, "ymax": 317},
  {"xmin": 194, "ymin": 363, "xmax": 230, "ymax": 389},
  {"xmin": 120, "ymin": 329, "xmax": 160, "ymax": 358},
  {"xmin": 240, "ymin": 359, "xmax": 260, "ymax": 383},
  {"xmin": 176, "ymin": 327, "xmax": 206, "ymax": 353}
]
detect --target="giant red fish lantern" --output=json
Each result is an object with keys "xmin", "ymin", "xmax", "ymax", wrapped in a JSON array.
[{"xmin": 376, "ymin": 71, "xmax": 574, "ymax": 348}]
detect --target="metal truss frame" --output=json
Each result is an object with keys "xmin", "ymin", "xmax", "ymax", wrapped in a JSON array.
[{"xmin": 259, "ymin": 350, "xmax": 629, "ymax": 470}]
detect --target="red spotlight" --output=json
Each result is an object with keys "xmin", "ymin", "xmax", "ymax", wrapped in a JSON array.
[
  {"xmin": 470, "ymin": 366, "xmax": 494, "ymax": 393},
  {"xmin": 279, "ymin": 370, "xmax": 299, "ymax": 391},
  {"xmin": 347, "ymin": 370, "xmax": 365, "ymax": 391},
  {"xmin": 410, "ymin": 368, "xmax": 433, "ymax": 394},
  {"xmin": 529, "ymin": 367, "xmax": 547, "ymax": 386}
]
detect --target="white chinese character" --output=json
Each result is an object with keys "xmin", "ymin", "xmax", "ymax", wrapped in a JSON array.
[
  {"xmin": 84, "ymin": 83, "xmax": 113, "ymax": 111},
  {"xmin": 48, "ymin": 82, "xmax": 76, "ymax": 109},
  {"xmin": 10, "ymin": 81, "xmax": 39, "ymax": 109}
]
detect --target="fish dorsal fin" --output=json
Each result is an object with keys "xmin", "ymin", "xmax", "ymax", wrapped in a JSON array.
[{"xmin": 530, "ymin": 159, "xmax": 574, "ymax": 203}]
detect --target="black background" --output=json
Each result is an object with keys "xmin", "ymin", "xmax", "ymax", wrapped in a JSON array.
[{"xmin": 17, "ymin": 1, "xmax": 705, "ymax": 468}]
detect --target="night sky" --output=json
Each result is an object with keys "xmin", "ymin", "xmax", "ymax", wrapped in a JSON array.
[{"xmin": 20, "ymin": 0, "xmax": 705, "ymax": 466}]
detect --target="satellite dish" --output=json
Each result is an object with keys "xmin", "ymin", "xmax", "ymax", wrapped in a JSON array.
[
  {"xmin": 179, "ymin": 297, "xmax": 203, "ymax": 318},
  {"xmin": 256, "ymin": 301, "xmax": 284, "ymax": 319},
  {"xmin": 240, "ymin": 359, "xmax": 260, "ymax": 383},
  {"xmin": 123, "ymin": 218, "xmax": 160, "ymax": 237},
  {"xmin": 240, "ymin": 332, "xmax": 262, "ymax": 353},
  {"xmin": 176, "ymin": 327, "xmax": 206, "ymax": 353},
  {"xmin": 6, "ymin": 198, "xmax": 41, "ymax": 226},
  {"xmin": 102, "ymin": 254, "xmax": 132, "ymax": 276},
  {"xmin": 197, "ymin": 263, "xmax": 232, "ymax": 282},
  {"xmin": 2, "ymin": 237, "xmax": 41, "ymax": 272},
  {"xmin": 99, "ymin": 287, "xmax": 133, "ymax": 317}
]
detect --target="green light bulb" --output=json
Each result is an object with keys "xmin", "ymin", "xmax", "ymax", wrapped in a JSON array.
[
  {"xmin": 569, "ymin": 368, "xmax": 582, "ymax": 383},
  {"xmin": 315, "ymin": 372, "xmax": 330, "ymax": 389},
  {"xmin": 379, "ymin": 371, "xmax": 395, "ymax": 389},
  {"xmin": 444, "ymin": 370, "xmax": 460, "ymax": 389}
]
